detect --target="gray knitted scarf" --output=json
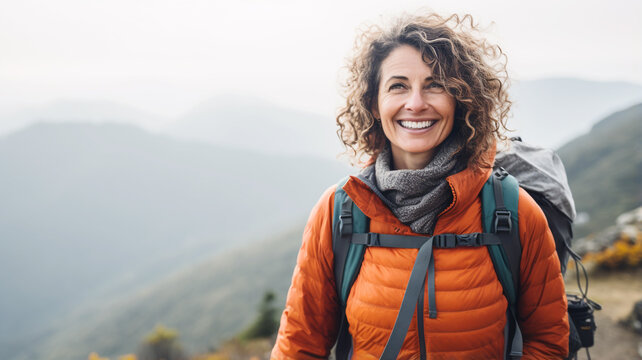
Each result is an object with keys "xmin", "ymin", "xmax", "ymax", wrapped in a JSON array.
[{"xmin": 359, "ymin": 138, "xmax": 463, "ymax": 234}]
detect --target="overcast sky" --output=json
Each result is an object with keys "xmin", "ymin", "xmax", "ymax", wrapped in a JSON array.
[{"xmin": 1, "ymin": 0, "xmax": 641, "ymax": 124}]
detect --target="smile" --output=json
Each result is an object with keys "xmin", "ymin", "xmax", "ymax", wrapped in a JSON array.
[{"xmin": 398, "ymin": 120, "xmax": 437, "ymax": 129}]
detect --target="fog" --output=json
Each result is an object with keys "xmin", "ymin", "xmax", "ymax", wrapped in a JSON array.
[
  {"xmin": 1, "ymin": 1, "xmax": 642, "ymax": 359},
  {"xmin": 1, "ymin": 0, "xmax": 641, "ymax": 132}
]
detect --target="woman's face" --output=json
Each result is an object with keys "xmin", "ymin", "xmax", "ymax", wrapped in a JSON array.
[{"xmin": 373, "ymin": 45, "xmax": 456, "ymax": 170}]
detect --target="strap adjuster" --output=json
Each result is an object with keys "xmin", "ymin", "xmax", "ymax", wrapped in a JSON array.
[
  {"xmin": 434, "ymin": 234, "xmax": 455, "ymax": 248},
  {"xmin": 494, "ymin": 209, "xmax": 512, "ymax": 233},
  {"xmin": 339, "ymin": 213, "xmax": 352, "ymax": 226},
  {"xmin": 365, "ymin": 233, "xmax": 380, "ymax": 246}
]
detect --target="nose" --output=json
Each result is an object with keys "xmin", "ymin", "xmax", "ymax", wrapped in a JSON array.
[{"xmin": 404, "ymin": 89, "xmax": 429, "ymax": 113}]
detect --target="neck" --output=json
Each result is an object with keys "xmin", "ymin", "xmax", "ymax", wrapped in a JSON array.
[{"xmin": 390, "ymin": 144, "xmax": 434, "ymax": 170}]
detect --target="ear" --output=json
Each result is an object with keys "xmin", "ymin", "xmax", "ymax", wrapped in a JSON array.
[{"xmin": 371, "ymin": 102, "xmax": 380, "ymax": 120}]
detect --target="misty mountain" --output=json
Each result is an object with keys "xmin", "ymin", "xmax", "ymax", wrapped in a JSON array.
[
  {"xmin": 164, "ymin": 94, "xmax": 342, "ymax": 159},
  {"xmin": 558, "ymin": 102, "xmax": 642, "ymax": 237},
  {"xmin": 14, "ymin": 227, "xmax": 303, "ymax": 360},
  {"xmin": 0, "ymin": 99, "xmax": 168, "ymax": 135},
  {"xmin": 509, "ymin": 78, "xmax": 642, "ymax": 148},
  {"xmin": 28, "ymin": 95, "xmax": 642, "ymax": 358},
  {"xmin": 7, "ymin": 78, "xmax": 640, "ymax": 160},
  {"xmin": 0, "ymin": 122, "xmax": 349, "ymax": 358},
  {"xmin": 9, "ymin": 102, "xmax": 642, "ymax": 360},
  {"xmin": 3, "ymin": 78, "xmax": 641, "ymax": 359},
  {"xmin": 164, "ymin": 79, "xmax": 642, "ymax": 156}
]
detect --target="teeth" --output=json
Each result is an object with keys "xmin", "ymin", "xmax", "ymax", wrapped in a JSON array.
[{"xmin": 399, "ymin": 120, "xmax": 436, "ymax": 129}]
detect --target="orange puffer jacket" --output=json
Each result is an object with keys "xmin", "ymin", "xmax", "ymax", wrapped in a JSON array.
[{"xmin": 272, "ymin": 159, "xmax": 569, "ymax": 359}]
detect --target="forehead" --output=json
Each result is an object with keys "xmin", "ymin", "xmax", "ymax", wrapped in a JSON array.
[{"xmin": 380, "ymin": 45, "xmax": 433, "ymax": 80}]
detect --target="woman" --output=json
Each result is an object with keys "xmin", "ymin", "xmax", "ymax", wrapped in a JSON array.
[{"xmin": 272, "ymin": 13, "xmax": 569, "ymax": 359}]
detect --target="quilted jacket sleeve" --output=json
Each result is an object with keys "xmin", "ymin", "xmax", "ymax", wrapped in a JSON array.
[
  {"xmin": 271, "ymin": 186, "xmax": 339, "ymax": 359},
  {"xmin": 517, "ymin": 188, "xmax": 570, "ymax": 359}
]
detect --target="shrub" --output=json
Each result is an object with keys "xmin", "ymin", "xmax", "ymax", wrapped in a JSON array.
[
  {"xmin": 239, "ymin": 291, "xmax": 279, "ymax": 341},
  {"xmin": 137, "ymin": 324, "xmax": 188, "ymax": 360},
  {"xmin": 586, "ymin": 231, "xmax": 642, "ymax": 269}
]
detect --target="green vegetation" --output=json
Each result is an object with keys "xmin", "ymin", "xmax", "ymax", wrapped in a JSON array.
[
  {"xmin": 238, "ymin": 291, "xmax": 279, "ymax": 341},
  {"xmin": 558, "ymin": 103, "xmax": 642, "ymax": 238},
  {"xmin": 586, "ymin": 232, "xmax": 642, "ymax": 270},
  {"xmin": 137, "ymin": 325, "xmax": 187, "ymax": 360}
]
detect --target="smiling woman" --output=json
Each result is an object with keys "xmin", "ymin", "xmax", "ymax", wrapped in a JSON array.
[
  {"xmin": 336, "ymin": 13, "xmax": 511, "ymax": 170},
  {"xmin": 373, "ymin": 45, "xmax": 456, "ymax": 170},
  {"xmin": 272, "ymin": 12, "xmax": 569, "ymax": 360}
]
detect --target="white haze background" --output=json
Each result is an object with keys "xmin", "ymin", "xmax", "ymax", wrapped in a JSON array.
[
  {"xmin": 1, "ymin": 1, "xmax": 642, "ymax": 358},
  {"xmin": 1, "ymin": 0, "xmax": 641, "ymax": 138}
]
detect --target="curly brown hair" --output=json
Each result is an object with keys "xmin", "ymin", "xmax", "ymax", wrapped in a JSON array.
[{"xmin": 336, "ymin": 13, "xmax": 511, "ymax": 168}]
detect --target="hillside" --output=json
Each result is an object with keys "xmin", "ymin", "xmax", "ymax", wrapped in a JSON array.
[
  {"xmin": 5, "ymin": 94, "xmax": 642, "ymax": 360},
  {"xmin": 558, "ymin": 103, "xmax": 642, "ymax": 238},
  {"xmin": 16, "ymin": 227, "xmax": 303, "ymax": 360},
  {"xmin": 0, "ymin": 122, "xmax": 349, "ymax": 359}
]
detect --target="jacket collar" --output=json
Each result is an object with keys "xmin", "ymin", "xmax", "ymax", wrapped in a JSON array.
[{"xmin": 342, "ymin": 149, "xmax": 495, "ymax": 230}]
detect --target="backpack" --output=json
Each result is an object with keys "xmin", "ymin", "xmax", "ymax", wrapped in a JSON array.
[
  {"xmin": 496, "ymin": 139, "xmax": 600, "ymax": 360},
  {"xmin": 331, "ymin": 139, "xmax": 599, "ymax": 360}
]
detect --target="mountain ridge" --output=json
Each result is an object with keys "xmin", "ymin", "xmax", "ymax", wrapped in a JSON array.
[
  {"xmin": 0, "ymin": 121, "xmax": 349, "ymax": 359},
  {"xmin": 2, "ymin": 81, "xmax": 641, "ymax": 360},
  {"xmin": 557, "ymin": 102, "xmax": 642, "ymax": 237},
  {"xmin": 24, "ymin": 101, "xmax": 641, "ymax": 360}
]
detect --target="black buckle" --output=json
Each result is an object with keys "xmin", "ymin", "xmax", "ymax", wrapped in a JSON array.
[
  {"xmin": 494, "ymin": 210, "xmax": 512, "ymax": 233},
  {"xmin": 457, "ymin": 233, "xmax": 480, "ymax": 247},
  {"xmin": 365, "ymin": 233, "xmax": 380, "ymax": 246}
]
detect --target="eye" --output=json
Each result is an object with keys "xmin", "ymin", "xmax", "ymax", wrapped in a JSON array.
[
  {"xmin": 426, "ymin": 82, "xmax": 444, "ymax": 89},
  {"xmin": 388, "ymin": 83, "xmax": 406, "ymax": 91}
]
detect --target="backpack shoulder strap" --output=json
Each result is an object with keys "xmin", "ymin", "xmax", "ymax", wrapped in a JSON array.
[
  {"xmin": 332, "ymin": 177, "xmax": 369, "ymax": 360},
  {"xmin": 332, "ymin": 177, "xmax": 369, "ymax": 303},
  {"xmin": 481, "ymin": 167, "xmax": 522, "ymax": 359},
  {"xmin": 481, "ymin": 168, "xmax": 521, "ymax": 302}
]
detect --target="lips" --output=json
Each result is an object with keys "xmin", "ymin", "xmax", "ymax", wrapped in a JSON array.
[{"xmin": 398, "ymin": 119, "xmax": 437, "ymax": 129}]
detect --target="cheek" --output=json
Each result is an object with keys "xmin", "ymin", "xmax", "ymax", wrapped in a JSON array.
[
  {"xmin": 378, "ymin": 97, "xmax": 393, "ymax": 118},
  {"xmin": 436, "ymin": 95, "xmax": 456, "ymax": 116},
  {"xmin": 379, "ymin": 91, "xmax": 402, "ymax": 113}
]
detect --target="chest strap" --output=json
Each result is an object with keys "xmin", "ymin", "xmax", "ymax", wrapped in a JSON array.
[
  {"xmin": 351, "ymin": 232, "xmax": 502, "ymax": 248},
  {"xmin": 352, "ymin": 231, "xmax": 500, "ymax": 360}
]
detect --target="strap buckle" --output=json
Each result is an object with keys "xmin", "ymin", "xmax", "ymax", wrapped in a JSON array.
[
  {"xmin": 457, "ymin": 233, "xmax": 480, "ymax": 247},
  {"xmin": 494, "ymin": 167, "xmax": 509, "ymax": 180},
  {"xmin": 434, "ymin": 234, "xmax": 455, "ymax": 248},
  {"xmin": 494, "ymin": 210, "xmax": 512, "ymax": 233},
  {"xmin": 339, "ymin": 213, "xmax": 352, "ymax": 226},
  {"xmin": 365, "ymin": 233, "xmax": 380, "ymax": 246}
]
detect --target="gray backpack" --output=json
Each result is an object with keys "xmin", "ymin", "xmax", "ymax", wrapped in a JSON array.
[{"xmin": 497, "ymin": 138, "xmax": 600, "ymax": 360}]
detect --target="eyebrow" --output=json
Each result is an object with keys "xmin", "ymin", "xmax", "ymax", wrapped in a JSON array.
[{"xmin": 384, "ymin": 76, "xmax": 434, "ymax": 84}]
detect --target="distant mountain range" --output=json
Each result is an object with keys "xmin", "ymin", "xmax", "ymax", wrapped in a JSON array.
[
  {"xmin": 8, "ymin": 102, "xmax": 640, "ymax": 360},
  {"xmin": 2, "ymin": 78, "xmax": 641, "ymax": 360},
  {"xmin": 3, "ymin": 78, "xmax": 641, "ymax": 158},
  {"xmin": 165, "ymin": 95, "xmax": 341, "ymax": 159},
  {"xmin": 0, "ymin": 122, "xmax": 349, "ymax": 360},
  {"xmin": 0, "ymin": 99, "xmax": 169, "ymax": 135}
]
